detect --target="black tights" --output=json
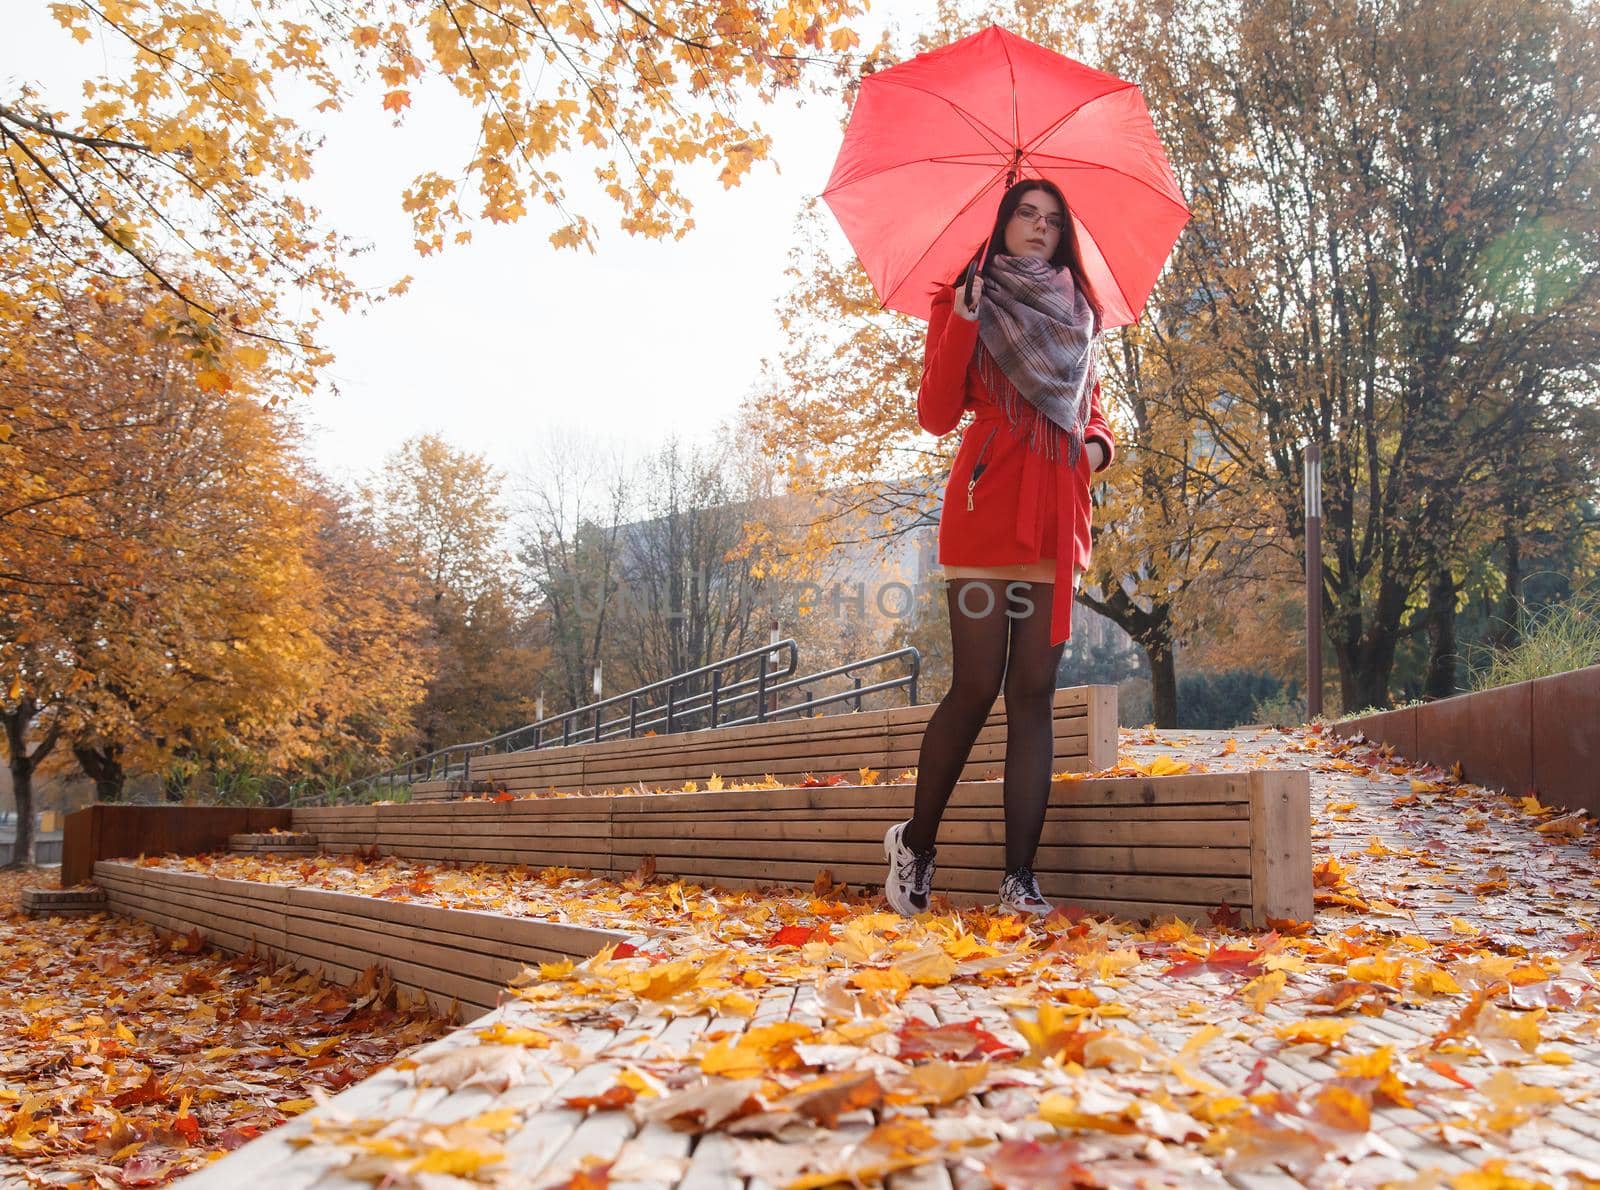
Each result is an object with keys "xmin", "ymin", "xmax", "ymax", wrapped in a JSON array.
[{"xmin": 903, "ymin": 578, "xmax": 1066, "ymax": 872}]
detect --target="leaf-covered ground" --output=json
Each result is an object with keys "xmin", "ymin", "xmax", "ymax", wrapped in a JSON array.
[
  {"xmin": 0, "ymin": 867, "xmax": 451, "ymax": 1188},
  {"xmin": 46, "ymin": 726, "xmax": 1600, "ymax": 1186}
]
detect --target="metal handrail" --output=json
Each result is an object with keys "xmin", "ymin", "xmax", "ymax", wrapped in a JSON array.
[{"xmin": 309, "ymin": 639, "xmax": 922, "ymax": 805}]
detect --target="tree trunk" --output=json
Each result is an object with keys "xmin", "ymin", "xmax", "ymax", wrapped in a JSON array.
[
  {"xmin": 2, "ymin": 700, "xmax": 60, "ymax": 869},
  {"xmin": 72, "ymin": 743, "xmax": 127, "ymax": 802},
  {"xmin": 1423, "ymin": 568, "xmax": 1460, "ymax": 699},
  {"xmin": 1491, "ymin": 521, "xmax": 1525, "ymax": 650},
  {"xmin": 1146, "ymin": 636, "xmax": 1179, "ymax": 729},
  {"xmin": 1077, "ymin": 585, "xmax": 1180, "ymax": 729},
  {"xmin": 5, "ymin": 748, "xmax": 34, "ymax": 870}
]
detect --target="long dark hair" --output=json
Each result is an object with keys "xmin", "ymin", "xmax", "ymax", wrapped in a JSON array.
[{"xmin": 953, "ymin": 178, "xmax": 1102, "ymax": 331}]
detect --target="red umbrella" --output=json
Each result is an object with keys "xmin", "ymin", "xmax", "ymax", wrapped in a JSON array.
[{"xmin": 822, "ymin": 25, "xmax": 1190, "ymax": 328}]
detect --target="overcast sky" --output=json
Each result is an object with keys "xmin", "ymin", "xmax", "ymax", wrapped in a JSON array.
[{"xmin": 11, "ymin": 1, "xmax": 925, "ymax": 489}]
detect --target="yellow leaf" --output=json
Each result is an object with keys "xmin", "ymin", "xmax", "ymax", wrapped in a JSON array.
[
  {"xmin": 1037, "ymin": 1090, "xmax": 1136, "ymax": 1133},
  {"xmin": 892, "ymin": 945, "xmax": 956, "ymax": 987},
  {"xmin": 849, "ymin": 968, "xmax": 912, "ymax": 998},
  {"xmin": 1241, "ymin": 969, "xmax": 1287, "ymax": 1013},
  {"xmin": 475, "ymin": 1022, "xmax": 554, "ymax": 1048},
  {"xmin": 1273, "ymin": 1019, "xmax": 1352, "ymax": 1047},
  {"xmin": 904, "ymin": 1060, "xmax": 988, "ymax": 1105},
  {"xmin": 408, "ymin": 1144, "xmax": 504, "ymax": 1175}
]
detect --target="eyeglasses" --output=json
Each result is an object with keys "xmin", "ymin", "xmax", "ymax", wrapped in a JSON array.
[{"xmin": 1013, "ymin": 203, "xmax": 1064, "ymax": 232}]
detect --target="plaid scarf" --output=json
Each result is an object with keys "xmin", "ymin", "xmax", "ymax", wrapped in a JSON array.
[{"xmin": 973, "ymin": 253, "xmax": 1101, "ymax": 466}]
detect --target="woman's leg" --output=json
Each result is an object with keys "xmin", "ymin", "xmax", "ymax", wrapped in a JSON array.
[
  {"xmin": 1000, "ymin": 580, "xmax": 1068, "ymax": 872},
  {"xmin": 902, "ymin": 578, "xmax": 1012, "ymax": 854}
]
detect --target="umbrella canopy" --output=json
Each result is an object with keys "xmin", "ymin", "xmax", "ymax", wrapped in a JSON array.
[{"xmin": 822, "ymin": 25, "xmax": 1190, "ymax": 327}]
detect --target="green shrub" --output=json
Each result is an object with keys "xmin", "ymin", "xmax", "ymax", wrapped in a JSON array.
[{"xmin": 1470, "ymin": 581, "xmax": 1600, "ymax": 691}]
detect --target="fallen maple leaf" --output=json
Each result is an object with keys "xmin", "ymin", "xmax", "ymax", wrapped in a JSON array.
[{"xmin": 895, "ymin": 1018, "xmax": 1019, "ymax": 1062}]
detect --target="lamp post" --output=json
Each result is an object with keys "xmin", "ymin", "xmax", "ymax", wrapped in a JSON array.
[{"xmin": 1304, "ymin": 443, "xmax": 1323, "ymax": 719}]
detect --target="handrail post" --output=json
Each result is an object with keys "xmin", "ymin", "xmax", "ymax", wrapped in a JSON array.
[
  {"xmin": 710, "ymin": 671, "xmax": 721, "ymax": 729},
  {"xmin": 853, "ymin": 674, "xmax": 863, "ymax": 712},
  {"xmin": 592, "ymin": 704, "xmax": 601, "ymax": 745},
  {"xmin": 666, "ymin": 679, "xmax": 676, "ymax": 734},
  {"xmin": 629, "ymin": 695, "xmax": 638, "ymax": 738},
  {"xmin": 562, "ymin": 717, "xmax": 570, "ymax": 747},
  {"xmin": 757, "ymin": 654, "xmax": 768, "ymax": 723}
]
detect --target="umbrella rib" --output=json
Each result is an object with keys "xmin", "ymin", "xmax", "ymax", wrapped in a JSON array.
[
  {"xmin": 1019, "ymin": 153, "xmax": 1193, "ymax": 219},
  {"xmin": 823, "ymin": 154, "xmax": 1007, "ymax": 198},
  {"xmin": 998, "ymin": 34, "xmax": 1019, "ymax": 156},
  {"xmin": 874, "ymin": 76, "xmax": 1014, "ymax": 155},
  {"xmin": 1016, "ymin": 82, "xmax": 1137, "ymax": 166},
  {"xmin": 882, "ymin": 161, "xmax": 1014, "ymax": 313}
]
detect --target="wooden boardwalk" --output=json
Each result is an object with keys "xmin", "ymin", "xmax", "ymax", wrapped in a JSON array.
[{"xmin": 158, "ymin": 727, "xmax": 1600, "ymax": 1187}]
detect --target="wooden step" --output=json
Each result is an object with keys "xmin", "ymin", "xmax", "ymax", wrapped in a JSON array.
[
  {"xmin": 228, "ymin": 831, "xmax": 318, "ymax": 856},
  {"xmin": 466, "ymin": 684, "xmax": 1117, "ymax": 797},
  {"xmin": 94, "ymin": 861, "xmax": 631, "ymax": 1022},
  {"xmin": 293, "ymin": 769, "xmax": 1313, "ymax": 927},
  {"xmin": 20, "ymin": 887, "xmax": 107, "ymax": 918}
]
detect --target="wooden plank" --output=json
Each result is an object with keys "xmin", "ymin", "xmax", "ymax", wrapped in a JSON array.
[
  {"xmin": 602, "ymin": 836, "xmax": 1248, "ymax": 877},
  {"xmin": 1250, "ymin": 770, "xmax": 1314, "ymax": 923},
  {"xmin": 284, "ymin": 888, "xmax": 624, "ymax": 956},
  {"xmin": 613, "ymin": 817, "xmax": 1248, "ymax": 852},
  {"xmin": 604, "ymin": 802, "xmax": 1247, "ymax": 827},
  {"xmin": 289, "ymin": 934, "xmax": 506, "ymax": 1014},
  {"xmin": 604, "ymin": 774, "xmax": 1255, "ymax": 816}
]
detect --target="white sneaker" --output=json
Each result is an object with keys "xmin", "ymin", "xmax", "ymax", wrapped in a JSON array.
[
  {"xmin": 883, "ymin": 821, "xmax": 936, "ymax": 916},
  {"xmin": 998, "ymin": 866, "xmax": 1053, "ymax": 916}
]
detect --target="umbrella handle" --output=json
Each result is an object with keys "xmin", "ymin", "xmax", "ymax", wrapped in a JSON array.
[{"xmin": 961, "ymin": 253, "xmax": 982, "ymax": 313}]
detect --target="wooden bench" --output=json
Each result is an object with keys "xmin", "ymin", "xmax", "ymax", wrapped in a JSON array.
[
  {"xmin": 94, "ymin": 861, "xmax": 629, "ymax": 1020},
  {"xmin": 292, "ymin": 769, "xmax": 1312, "ymax": 926},
  {"xmin": 466, "ymin": 684, "xmax": 1118, "ymax": 796}
]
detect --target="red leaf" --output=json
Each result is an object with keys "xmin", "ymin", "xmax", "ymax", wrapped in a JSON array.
[
  {"xmin": 1164, "ymin": 947, "xmax": 1264, "ymax": 978},
  {"xmin": 897, "ymin": 1018, "xmax": 1020, "ymax": 1062},
  {"xmin": 1209, "ymin": 900, "xmax": 1243, "ymax": 929},
  {"xmin": 492, "ymin": 790, "xmax": 516, "ymax": 803},
  {"xmin": 118, "ymin": 1153, "xmax": 177, "ymax": 1186},
  {"xmin": 112, "ymin": 1072, "xmax": 168, "ymax": 1109},
  {"xmin": 216, "ymin": 1125, "xmax": 261, "ymax": 1150},
  {"xmin": 768, "ymin": 925, "xmax": 815, "ymax": 948},
  {"xmin": 981, "ymin": 1138, "xmax": 1093, "ymax": 1187},
  {"xmin": 564, "ymin": 1085, "xmax": 637, "ymax": 1112},
  {"xmin": 1426, "ymin": 1058, "xmax": 1475, "ymax": 1089}
]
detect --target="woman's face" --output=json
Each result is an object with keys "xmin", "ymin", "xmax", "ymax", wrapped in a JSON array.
[{"xmin": 1003, "ymin": 187, "xmax": 1064, "ymax": 260}]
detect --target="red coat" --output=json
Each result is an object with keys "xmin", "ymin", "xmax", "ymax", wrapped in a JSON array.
[{"xmin": 917, "ymin": 283, "xmax": 1116, "ymax": 647}]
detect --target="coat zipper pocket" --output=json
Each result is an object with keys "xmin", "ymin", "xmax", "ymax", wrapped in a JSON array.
[{"xmin": 966, "ymin": 425, "xmax": 998, "ymax": 512}]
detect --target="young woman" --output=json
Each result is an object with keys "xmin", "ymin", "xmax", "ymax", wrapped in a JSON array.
[{"xmin": 883, "ymin": 178, "xmax": 1116, "ymax": 918}]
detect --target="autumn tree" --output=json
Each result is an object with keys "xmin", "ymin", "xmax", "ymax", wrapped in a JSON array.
[
  {"xmin": 1, "ymin": 276, "xmax": 317, "ymax": 844},
  {"xmin": 4, "ymin": 0, "xmax": 868, "ymax": 389},
  {"xmin": 284, "ymin": 483, "xmax": 433, "ymax": 780},
  {"xmin": 1115, "ymin": 0, "xmax": 1600, "ymax": 709},
  {"xmin": 368, "ymin": 435, "xmax": 535, "ymax": 752}
]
